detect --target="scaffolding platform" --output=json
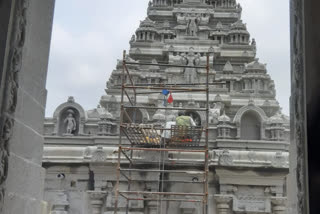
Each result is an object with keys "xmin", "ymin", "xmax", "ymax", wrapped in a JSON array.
[{"xmin": 113, "ymin": 50, "xmax": 215, "ymax": 214}]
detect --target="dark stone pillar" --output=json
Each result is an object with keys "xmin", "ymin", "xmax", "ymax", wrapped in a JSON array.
[
  {"xmin": 289, "ymin": 0, "xmax": 308, "ymax": 214},
  {"xmin": 290, "ymin": 0, "xmax": 320, "ymax": 213},
  {"xmin": 304, "ymin": 0, "xmax": 320, "ymax": 213}
]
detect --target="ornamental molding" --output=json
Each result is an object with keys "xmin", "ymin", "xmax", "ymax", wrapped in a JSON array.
[
  {"xmin": 91, "ymin": 147, "xmax": 108, "ymax": 163},
  {"xmin": 53, "ymin": 98, "xmax": 87, "ymax": 120},
  {"xmin": 0, "ymin": 0, "xmax": 28, "ymax": 211},
  {"xmin": 218, "ymin": 150, "xmax": 234, "ymax": 166},
  {"xmin": 233, "ymin": 104, "xmax": 268, "ymax": 124}
]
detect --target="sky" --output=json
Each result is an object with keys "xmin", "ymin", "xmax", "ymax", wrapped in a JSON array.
[{"xmin": 46, "ymin": 0, "xmax": 290, "ymax": 117}]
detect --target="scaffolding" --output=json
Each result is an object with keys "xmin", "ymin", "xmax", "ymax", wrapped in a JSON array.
[{"xmin": 113, "ymin": 50, "xmax": 215, "ymax": 214}]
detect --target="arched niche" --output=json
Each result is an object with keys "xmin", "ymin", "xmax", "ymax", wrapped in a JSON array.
[
  {"xmin": 58, "ymin": 107, "xmax": 80, "ymax": 136},
  {"xmin": 233, "ymin": 105, "xmax": 267, "ymax": 139},
  {"xmin": 52, "ymin": 98, "xmax": 87, "ymax": 135},
  {"xmin": 240, "ymin": 111, "xmax": 261, "ymax": 140},
  {"xmin": 123, "ymin": 105, "xmax": 150, "ymax": 124},
  {"xmin": 185, "ymin": 110, "xmax": 202, "ymax": 126},
  {"xmin": 123, "ymin": 108, "xmax": 143, "ymax": 123}
]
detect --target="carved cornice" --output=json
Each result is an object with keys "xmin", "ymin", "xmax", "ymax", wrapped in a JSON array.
[{"xmin": 0, "ymin": 0, "xmax": 28, "ymax": 211}]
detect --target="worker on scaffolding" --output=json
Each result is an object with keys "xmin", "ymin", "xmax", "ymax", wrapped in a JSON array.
[
  {"xmin": 162, "ymin": 114, "xmax": 176, "ymax": 143},
  {"xmin": 176, "ymin": 111, "xmax": 196, "ymax": 127},
  {"xmin": 175, "ymin": 111, "xmax": 196, "ymax": 143}
]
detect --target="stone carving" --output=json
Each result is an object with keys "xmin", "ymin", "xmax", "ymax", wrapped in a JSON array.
[
  {"xmin": 209, "ymin": 102, "xmax": 223, "ymax": 124},
  {"xmin": 233, "ymin": 195, "xmax": 270, "ymax": 213},
  {"xmin": 185, "ymin": 14, "xmax": 201, "ymax": 36},
  {"xmin": 214, "ymin": 194, "xmax": 233, "ymax": 214},
  {"xmin": 271, "ymin": 197, "xmax": 287, "ymax": 214},
  {"xmin": 67, "ymin": 96, "xmax": 75, "ymax": 103},
  {"xmin": 247, "ymin": 151, "xmax": 257, "ymax": 163},
  {"xmin": 180, "ymin": 48, "xmax": 200, "ymax": 83},
  {"xmin": 130, "ymin": 34, "xmax": 135, "ymax": 43},
  {"xmin": 251, "ymin": 38, "xmax": 256, "ymax": 46},
  {"xmin": 218, "ymin": 150, "xmax": 233, "ymax": 166},
  {"xmin": 271, "ymin": 152, "xmax": 287, "ymax": 168},
  {"xmin": 87, "ymin": 191, "xmax": 107, "ymax": 214},
  {"xmin": 91, "ymin": 147, "xmax": 107, "ymax": 162},
  {"xmin": 0, "ymin": 0, "xmax": 28, "ymax": 211},
  {"xmin": 83, "ymin": 147, "xmax": 91, "ymax": 159},
  {"xmin": 63, "ymin": 110, "xmax": 77, "ymax": 135},
  {"xmin": 233, "ymin": 104, "xmax": 268, "ymax": 124},
  {"xmin": 51, "ymin": 191, "xmax": 69, "ymax": 214}
]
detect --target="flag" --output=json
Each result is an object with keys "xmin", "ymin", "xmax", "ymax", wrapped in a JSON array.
[
  {"xmin": 167, "ymin": 92, "xmax": 173, "ymax": 103},
  {"xmin": 162, "ymin": 89, "xmax": 170, "ymax": 96}
]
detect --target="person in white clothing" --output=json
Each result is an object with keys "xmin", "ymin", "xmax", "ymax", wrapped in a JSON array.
[{"xmin": 162, "ymin": 114, "xmax": 176, "ymax": 140}]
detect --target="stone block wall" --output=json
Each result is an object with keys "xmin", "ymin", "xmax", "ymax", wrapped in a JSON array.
[{"xmin": 0, "ymin": 0, "xmax": 55, "ymax": 213}]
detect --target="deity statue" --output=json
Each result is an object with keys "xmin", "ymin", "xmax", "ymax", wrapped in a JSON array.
[
  {"xmin": 130, "ymin": 34, "xmax": 135, "ymax": 43},
  {"xmin": 64, "ymin": 111, "xmax": 77, "ymax": 134},
  {"xmin": 180, "ymin": 48, "xmax": 200, "ymax": 83},
  {"xmin": 194, "ymin": 53, "xmax": 201, "ymax": 66},
  {"xmin": 186, "ymin": 18, "xmax": 199, "ymax": 36},
  {"xmin": 251, "ymin": 38, "xmax": 256, "ymax": 46},
  {"xmin": 209, "ymin": 102, "xmax": 223, "ymax": 124}
]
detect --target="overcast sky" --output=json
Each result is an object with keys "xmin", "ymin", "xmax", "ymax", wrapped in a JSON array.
[{"xmin": 46, "ymin": 0, "xmax": 290, "ymax": 117}]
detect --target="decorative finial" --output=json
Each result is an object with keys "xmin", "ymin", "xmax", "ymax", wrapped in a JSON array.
[{"xmin": 68, "ymin": 96, "xmax": 75, "ymax": 103}]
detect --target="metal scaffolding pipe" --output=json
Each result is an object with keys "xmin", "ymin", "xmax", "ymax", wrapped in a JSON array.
[
  {"xmin": 119, "ymin": 191, "xmax": 205, "ymax": 196},
  {"xmin": 124, "ymin": 105, "xmax": 208, "ymax": 111},
  {"xmin": 125, "ymin": 61, "xmax": 206, "ymax": 69},
  {"xmin": 120, "ymin": 168, "xmax": 205, "ymax": 174}
]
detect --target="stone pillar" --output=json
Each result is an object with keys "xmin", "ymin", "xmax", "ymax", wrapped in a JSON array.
[
  {"xmin": 271, "ymin": 197, "xmax": 287, "ymax": 214},
  {"xmin": 87, "ymin": 191, "xmax": 107, "ymax": 214},
  {"xmin": 147, "ymin": 32, "xmax": 150, "ymax": 40},
  {"xmin": 264, "ymin": 80, "xmax": 268, "ymax": 91},
  {"xmin": 0, "ymin": 0, "xmax": 55, "ymax": 213},
  {"xmin": 244, "ymin": 79, "xmax": 248, "ymax": 89},
  {"xmin": 51, "ymin": 192, "xmax": 69, "ymax": 214},
  {"xmin": 252, "ymin": 79, "xmax": 256, "ymax": 91},
  {"xmin": 257, "ymin": 79, "xmax": 261, "ymax": 90},
  {"xmin": 214, "ymin": 195, "xmax": 233, "ymax": 214},
  {"xmin": 230, "ymin": 80, "xmax": 234, "ymax": 92}
]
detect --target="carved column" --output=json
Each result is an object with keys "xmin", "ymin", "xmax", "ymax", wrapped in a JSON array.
[
  {"xmin": 230, "ymin": 80, "xmax": 234, "ymax": 92},
  {"xmin": 257, "ymin": 79, "xmax": 261, "ymax": 91},
  {"xmin": 252, "ymin": 79, "xmax": 256, "ymax": 90},
  {"xmin": 244, "ymin": 79, "xmax": 248, "ymax": 90},
  {"xmin": 147, "ymin": 32, "xmax": 150, "ymax": 40},
  {"xmin": 214, "ymin": 195, "xmax": 233, "ymax": 214},
  {"xmin": 87, "ymin": 191, "xmax": 107, "ymax": 214},
  {"xmin": 271, "ymin": 197, "xmax": 287, "ymax": 214}
]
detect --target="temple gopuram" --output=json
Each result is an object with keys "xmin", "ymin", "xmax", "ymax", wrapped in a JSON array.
[{"xmin": 43, "ymin": 0, "xmax": 290, "ymax": 213}]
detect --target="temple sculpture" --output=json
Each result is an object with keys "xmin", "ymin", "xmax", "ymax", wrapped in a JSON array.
[{"xmin": 42, "ymin": 0, "xmax": 290, "ymax": 213}]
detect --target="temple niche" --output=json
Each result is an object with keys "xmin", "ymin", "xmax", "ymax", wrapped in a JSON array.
[
  {"xmin": 240, "ymin": 110, "xmax": 261, "ymax": 140},
  {"xmin": 43, "ymin": 0, "xmax": 290, "ymax": 214},
  {"xmin": 60, "ymin": 108, "xmax": 78, "ymax": 136}
]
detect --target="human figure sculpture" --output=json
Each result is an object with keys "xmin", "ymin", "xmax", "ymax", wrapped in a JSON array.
[
  {"xmin": 251, "ymin": 38, "xmax": 256, "ymax": 46},
  {"xmin": 130, "ymin": 34, "xmax": 135, "ymax": 43},
  {"xmin": 209, "ymin": 103, "xmax": 222, "ymax": 124},
  {"xmin": 186, "ymin": 18, "xmax": 199, "ymax": 36},
  {"xmin": 64, "ymin": 112, "xmax": 77, "ymax": 134},
  {"xmin": 180, "ymin": 49, "xmax": 199, "ymax": 83}
]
